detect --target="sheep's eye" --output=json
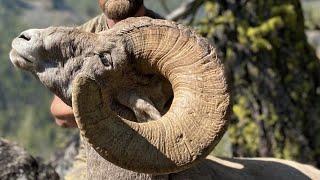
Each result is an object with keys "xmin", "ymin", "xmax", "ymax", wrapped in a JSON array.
[{"xmin": 98, "ymin": 53, "xmax": 112, "ymax": 67}]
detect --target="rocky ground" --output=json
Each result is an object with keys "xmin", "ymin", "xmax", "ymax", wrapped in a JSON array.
[
  {"xmin": 0, "ymin": 138, "xmax": 60, "ymax": 179},
  {"xmin": 49, "ymin": 135, "xmax": 80, "ymax": 179},
  {"xmin": 0, "ymin": 136, "xmax": 82, "ymax": 179}
]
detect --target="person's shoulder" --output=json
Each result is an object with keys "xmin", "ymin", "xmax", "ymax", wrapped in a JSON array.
[{"xmin": 77, "ymin": 14, "xmax": 108, "ymax": 33}]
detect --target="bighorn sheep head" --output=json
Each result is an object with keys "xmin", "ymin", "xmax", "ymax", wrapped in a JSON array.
[
  {"xmin": 10, "ymin": 27, "xmax": 102, "ymax": 105},
  {"xmin": 9, "ymin": 17, "xmax": 230, "ymax": 174}
]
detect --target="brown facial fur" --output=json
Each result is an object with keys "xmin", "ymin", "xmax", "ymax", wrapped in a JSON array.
[{"xmin": 100, "ymin": 0, "xmax": 144, "ymax": 20}]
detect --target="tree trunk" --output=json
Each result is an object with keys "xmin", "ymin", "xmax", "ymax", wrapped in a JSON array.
[{"xmin": 185, "ymin": 0, "xmax": 320, "ymax": 166}]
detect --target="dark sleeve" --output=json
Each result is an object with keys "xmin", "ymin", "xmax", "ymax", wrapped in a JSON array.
[{"xmin": 145, "ymin": 9, "xmax": 164, "ymax": 20}]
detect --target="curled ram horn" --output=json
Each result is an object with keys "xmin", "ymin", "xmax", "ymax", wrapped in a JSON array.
[{"xmin": 72, "ymin": 17, "xmax": 230, "ymax": 174}]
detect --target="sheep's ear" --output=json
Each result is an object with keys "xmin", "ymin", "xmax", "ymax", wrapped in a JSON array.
[{"xmin": 94, "ymin": 52, "xmax": 113, "ymax": 68}]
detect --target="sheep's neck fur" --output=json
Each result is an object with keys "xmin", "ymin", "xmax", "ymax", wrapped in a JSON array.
[{"xmin": 71, "ymin": 139, "xmax": 320, "ymax": 180}]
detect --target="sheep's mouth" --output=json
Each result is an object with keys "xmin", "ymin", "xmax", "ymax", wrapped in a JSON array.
[
  {"xmin": 21, "ymin": 55, "xmax": 32, "ymax": 63},
  {"xmin": 9, "ymin": 49, "xmax": 34, "ymax": 70}
]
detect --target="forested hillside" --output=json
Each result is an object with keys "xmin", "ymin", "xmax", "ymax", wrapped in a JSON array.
[{"xmin": 0, "ymin": 0, "xmax": 84, "ymax": 158}]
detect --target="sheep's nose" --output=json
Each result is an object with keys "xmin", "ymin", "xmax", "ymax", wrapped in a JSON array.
[
  {"xmin": 18, "ymin": 33, "xmax": 31, "ymax": 41},
  {"xmin": 18, "ymin": 29, "xmax": 40, "ymax": 42}
]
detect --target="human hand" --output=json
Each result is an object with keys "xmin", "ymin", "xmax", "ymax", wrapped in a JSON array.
[{"xmin": 50, "ymin": 96, "xmax": 78, "ymax": 128}]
